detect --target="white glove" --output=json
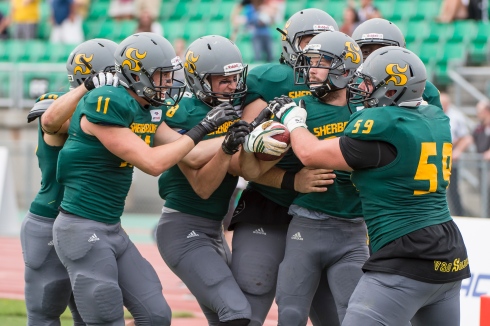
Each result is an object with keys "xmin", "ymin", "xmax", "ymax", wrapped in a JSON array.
[
  {"xmin": 92, "ymin": 72, "xmax": 119, "ymax": 88},
  {"xmin": 243, "ymin": 121, "xmax": 290, "ymax": 156},
  {"xmin": 269, "ymin": 96, "xmax": 307, "ymax": 132}
]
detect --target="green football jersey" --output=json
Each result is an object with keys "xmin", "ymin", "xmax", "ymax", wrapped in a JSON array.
[
  {"xmin": 424, "ymin": 81, "xmax": 442, "ymax": 109},
  {"xmin": 57, "ymin": 86, "xmax": 165, "ymax": 224},
  {"xmin": 345, "ymin": 105, "xmax": 453, "ymax": 253},
  {"xmin": 158, "ymin": 94, "xmax": 240, "ymax": 221},
  {"xmin": 245, "ymin": 62, "xmax": 308, "ymax": 207},
  {"xmin": 29, "ymin": 92, "xmax": 66, "ymax": 218},
  {"xmin": 292, "ymin": 96, "xmax": 363, "ymax": 219}
]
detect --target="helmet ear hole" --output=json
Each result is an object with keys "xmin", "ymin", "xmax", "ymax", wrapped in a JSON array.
[{"xmin": 131, "ymin": 73, "xmax": 140, "ymax": 82}]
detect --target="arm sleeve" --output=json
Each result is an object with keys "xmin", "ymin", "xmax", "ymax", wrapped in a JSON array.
[{"xmin": 339, "ymin": 136, "xmax": 397, "ymax": 169}]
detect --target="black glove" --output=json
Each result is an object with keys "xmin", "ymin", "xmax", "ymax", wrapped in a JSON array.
[
  {"xmin": 200, "ymin": 102, "xmax": 238, "ymax": 133},
  {"xmin": 222, "ymin": 120, "xmax": 251, "ymax": 155},
  {"xmin": 267, "ymin": 95, "xmax": 295, "ymax": 116},
  {"xmin": 186, "ymin": 102, "xmax": 239, "ymax": 145},
  {"xmin": 249, "ymin": 106, "xmax": 274, "ymax": 130}
]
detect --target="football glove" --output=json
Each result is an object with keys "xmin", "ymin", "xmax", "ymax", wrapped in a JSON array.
[
  {"xmin": 243, "ymin": 121, "xmax": 289, "ymax": 156},
  {"xmin": 222, "ymin": 120, "xmax": 251, "ymax": 155},
  {"xmin": 269, "ymin": 96, "xmax": 307, "ymax": 132},
  {"xmin": 199, "ymin": 102, "xmax": 238, "ymax": 133},
  {"xmin": 84, "ymin": 72, "xmax": 119, "ymax": 91}
]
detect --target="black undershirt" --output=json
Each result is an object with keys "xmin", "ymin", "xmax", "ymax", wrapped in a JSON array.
[{"xmin": 339, "ymin": 136, "xmax": 397, "ymax": 169}]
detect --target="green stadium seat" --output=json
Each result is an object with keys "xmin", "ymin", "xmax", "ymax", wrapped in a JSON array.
[
  {"xmin": 205, "ymin": 20, "xmax": 231, "ymax": 38},
  {"xmin": 412, "ymin": 1, "xmax": 440, "ymax": 21},
  {"xmin": 424, "ymin": 21, "xmax": 453, "ymax": 43},
  {"xmin": 37, "ymin": 21, "xmax": 51, "ymax": 40},
  {"xmin": 163, "ymin": 20, "xmax": 187, "ymax": 42},
  {"xmin": 160, "ymin": 0, "xmax": 179, "ymax": 20},
  {"xmin": 112, "ymin": 20, "xmax": 137, "ymax": 41},
  {"xmin": 0, "ymin": 1, "xmax": 9, "ymax": 15},
  {"xmin": 376, "ymin": 1, "xmax": 394, "ymax": 20},
  {"xmin": 0, "ymin": 40, "xmax": 12, "ymax": 61},
  {"xmin": 389, "ymin": 1, "xmax": 416, "ymax": 21},
  {"xmin": 183, "ymin": 21, "xmax": 208, "ymax": 41},
  {"xmin": 89, "ymin": 2, "xmax": 109, "ymax": 20},
  {"xmin": 418, "ymin": 41, "xmax": 442, "ymax": 66},
  {"xmin": 171, "ymin": 1, "xmax": 195, "ymax": 20},
  {"xmin": 285, "ymin": 0, "xmax": 308, "ymax": 18},
  {"xmin": 7, "ymin": 40, "xmax": 30, "ymax": 62},
  {"xmin": 405, "ymin": 21, "xmax": 428, "ymax": 43},
  {"xmin": 469, "ymin": 41, "xmax": 489, "ymax": 64},
  {"xmin": 83, "ymin": 20, "xmax": 103, "ymax": 40},
  {"xmin": 472, "ymin": 21, "xmax": 490, "ymax": 44},
  {"xmin": 448, "ymin": 20, "xmax": 477, "ymax": 44},
  {"xmin": 26, "ymin": 40, "xmax": 48, "ymax": 62},
  {"xmin": 213, "ymin": 0, "xmax": 236, "ymax": 21},
  {"xmin": 325, "ymin": 0, "xmax": 345, "ymax": 19},
  {"xmin": 439, "ymin": 41, "xmax": 467, "ymax": 65},
  {"xmin": 237, "ymin": 40, "xmax": 255, "ymax": 63},
  {"xmin": 98, "ymin": 20, "xmax": 116, "ymax": 39}
]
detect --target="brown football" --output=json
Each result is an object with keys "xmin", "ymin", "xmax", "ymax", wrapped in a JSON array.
[{"xmin": 254, "ymin": 121, "xmax": 291, "ymax": 161}]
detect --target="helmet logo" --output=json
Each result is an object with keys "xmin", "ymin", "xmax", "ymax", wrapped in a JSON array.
[
  {"xmin": 386, "ymin": 63, "xmax": 408, "ymax": 86},
  {"xmin": 313, "ymin": 24, "xmax": 335, "ymax": 32},
  {"xmin": 344, "ymin": 42, "xmax": 361, "ymax": 64},
  {"xmin": 122, "ymin": 48, "xmax": 147, "ymax": 72},
  {"xmin": 185, "ymin": 50, "xmax": 200, "ymax": 74},
  {"xmin": 361, "ymin": 33, "xmax": 384, "ymax": 39},
  {"xmin": 74, "ymin": 54, "xmax": 94, "ymax": 75},
  {"xmin": 282, "ymin": 20, "xmax": 291, "ymax": 41}
]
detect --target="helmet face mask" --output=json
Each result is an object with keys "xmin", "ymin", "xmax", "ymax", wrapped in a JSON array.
[
  {"xmin": 115, "ymin": 33, "xmax": 186, "ymax": 107},
  {"xmin": 66, "ymin": 38, "xmax": 118, "ymax": 90},
  {"xmin": 294, "ymin": 31, "xmax": 362, "ymax": 99},
  {"xmin": 347, "ymin": 46, "xmax": 427, "ymax": 111},
  {"xmin": 184, "ymin": 35, "xmax": 248, "ymax": 108},
  {"xmin": 279, "ymin": 9, "xmax": 338, "ymax": 67}
]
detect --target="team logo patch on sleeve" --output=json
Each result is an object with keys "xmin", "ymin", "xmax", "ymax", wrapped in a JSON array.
[{"xmin": 150, "ymin": 109, "xmax": 163, "ymax": 122}]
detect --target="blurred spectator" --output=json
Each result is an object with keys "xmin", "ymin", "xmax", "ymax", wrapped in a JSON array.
[
  {"xmin": 437, "ymin": 0, "xmax": 469, "ymax": 22},
  {"xmin": 10, "ymin": 0, "xmax": 40, "ymax": 39},
  {"xmin": 134, "ymin": 0, "xmax": 160, "ymax": 20},
  {"xmin": 0, "ymin": 9, "xmax": 10, "ymax": 39},
  {"xmin": 109, "ymin": 0, "xmax": 134, "ymax": 20},
  {"xmin": 472, "ymin": 99, "xmax": 490, "ymax": 159},
  {"xmin": 135, "ymin": 9, "xmax": 163, "ymax": 35},
  {"xmin": 244, "ymin": 0, "xmax": 275, "ymax": 62},
  {"xmin": 74, "ymin": 0, "xmax": 91, "ymax": 20},
  {"xmin": 357, "ymin": 0, "xmax": 382, "ymax": 23},
  {"xmin": 49, "ymin": 0, "xmax": 84, "ymax": 44},
  {"xmin": 173, "ymin": 38, "xmax": 186, "ymax": 83},
  {"xmin": 441, "ymin": 92, "xmax": 472, "ymax": 216},
  {"xmin": 340, "ymin": 6, "xmax": 360, "ymax": 36}
]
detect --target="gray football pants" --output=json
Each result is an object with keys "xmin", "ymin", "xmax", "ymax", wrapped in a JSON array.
[
  {"xmin": 342, "ymin": 272, "xmax": 462, "ymax": 326},
  {"xmin": 157, "ymin": 211, "xmax": 252, "ymax": 325},
  {"xmin": 231, "ymin": 222, "xmax": 340, "ymax": 326},
  {"xmin": 53, "ymin": 212, "xmax": 171, "ymax": 326},
  {"xmin": 276, "ymin": 215, "xmax": 369, "ymax": 326},
  {"xmin": 21, "ymin": 212, "xmax": 85, "ymax": 326}
]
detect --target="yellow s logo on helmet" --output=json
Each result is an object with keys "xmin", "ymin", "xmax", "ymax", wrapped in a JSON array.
[
  {"xmin": 122, "ymin": 48, "xmax": 147, "ymax": 72},
  {"xmin": 282, "ymin": 20, "xmax": 291, "ymax": 41},
  {"xmin": 386, "ymin": 63, "xmax": 408, "ymax": 86},
  {"xmin": 73, "ymin": 54, "xmax": 94, "ymax": 75},
  {"xmin": 184, "ymin": 50, "xmax": 200, "ymax": 74},
  {"xmin": 344, "ymin": 42, "xmax": 361, "ymax": 64}
]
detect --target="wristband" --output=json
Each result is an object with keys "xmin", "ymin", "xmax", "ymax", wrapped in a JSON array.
[
  {"xmin": 185, "ymin": 124, "xmax": 207, "ymax": 145},
  {"xmin": 280, "ymin": 171, "xmax": 296, "ymax": 190}
]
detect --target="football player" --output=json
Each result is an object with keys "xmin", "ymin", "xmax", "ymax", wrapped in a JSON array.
[
  {"xmin": 156, "ymin": 34, "xmax": 289, "ymax": 326},
  {"xmin": 50, "ymin": 33, "xmax": 238, "ymax": 325},
  {"xmin": 272, "ymin": 46, "xmax": 470, "ymax": 326},
  {"xmin": 351, "ymin": 18, "xmax": 442, "ymax": 110},
  {"xmin": 272, "ymin": 30, "xmax": 369, "ymax": 325},
  {"xmin": 23, "ymin": 38, "xmax": 118, "ymax": 326},
  {"xmin": 229, "ymin": 9, "xmax": 340, "ymax": 326}
]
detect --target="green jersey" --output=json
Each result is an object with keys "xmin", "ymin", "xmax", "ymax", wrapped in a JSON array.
[
  {"xmin": 292, "ymin": 96, "xmax": 363, "ymax": 219},
  {"xmin": 158, "ymin": 94, "xmax": 240, "ymax": 221},
  {"xmin": 245, "ymin": 62, "xmax": 306, "ymax": 207},
  {"xmin": 57, "ymin": 86, "xmax": 165, "ymax": 224},
  {"xmin": 345, "ymin": 105, "xmax": 452, "ymax": 252},
  {"xmin": 424, "ymin": 81, "xmax": 442, "ymax": 109},
  {"xmin": 29, "ymin": 92, "xmax": 66, "ymax": 218}
]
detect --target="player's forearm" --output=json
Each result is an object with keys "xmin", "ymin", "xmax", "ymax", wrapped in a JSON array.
[
  {"xmin": 248, "ymin": 166, "xmax": 286, "ymax": 189},
  {"xmin": 179, "ymin": 150, "xmax": 232, "ymax": 199},
  {"xmin": 42, "ymin": 85, "xmax": 87, "ymax": 133}
]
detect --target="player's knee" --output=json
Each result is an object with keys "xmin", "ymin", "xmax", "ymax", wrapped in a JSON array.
[
  {"xmin": 73, "ymin": 274, "xmax": 123, "ymax": 324},
  {"xmin": 218, "ymin": 318, "xmax": 250, "ymax": 326},
  {"xmin": 279, "ymin": 307, "xmax": 309, "ymax": 326},
  {"xmin": 234, "ymin": 254, "xmax": 278, "ymax": 296}
]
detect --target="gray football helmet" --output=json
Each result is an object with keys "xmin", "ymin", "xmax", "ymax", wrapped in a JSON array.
[
  {"xmin": 347, "ymin": 46, "xmax": 426, "ymax": 109},
  {"xmin": 352, "ymin": 18, "xmax": 406, "ymax": 49},
  {"xmin": 66, "ymin": 38, "xmax": 118, "ymax": 89},
  {"xmin": 184, "ymin": 35, "xmax": 247, "ymax": 108},
  {"xmin": 115, "ymin": 32, "xmax": 185, "ymax": 107},
  {"xmin": 278, "ymin": 8, "xmax": 338, "ymax": 66},
  {"xmin": 294, "ymin": 31, "xmax": 362, "ymax": 98}
]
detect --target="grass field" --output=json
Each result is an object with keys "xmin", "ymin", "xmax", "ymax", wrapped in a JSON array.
[{"xmin": 0, "ymin": 299, "xmax": 194, "ymax": 325}]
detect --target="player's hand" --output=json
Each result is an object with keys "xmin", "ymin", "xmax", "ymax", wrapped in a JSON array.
[
  {"xmin": 222, "ymin": 120, "xmax": 251, "ymax": 155},
  {"xmin": 268, "ymin": 96, "xmax": 307, "ymax": 132},
  {"xmin": 294, "ymin": 167, "xmax": 335, "ymax": 193},
  {"xmin": 84, "ymin": 72, "xmax": 119, "ymax": 91},
  {"xmin": 199, "ymin": 102, "xmax": 238, "ymax": 133},
  {"xmin": 243, "ymin": 121, "xmax": 289, "ymax": 156}
]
